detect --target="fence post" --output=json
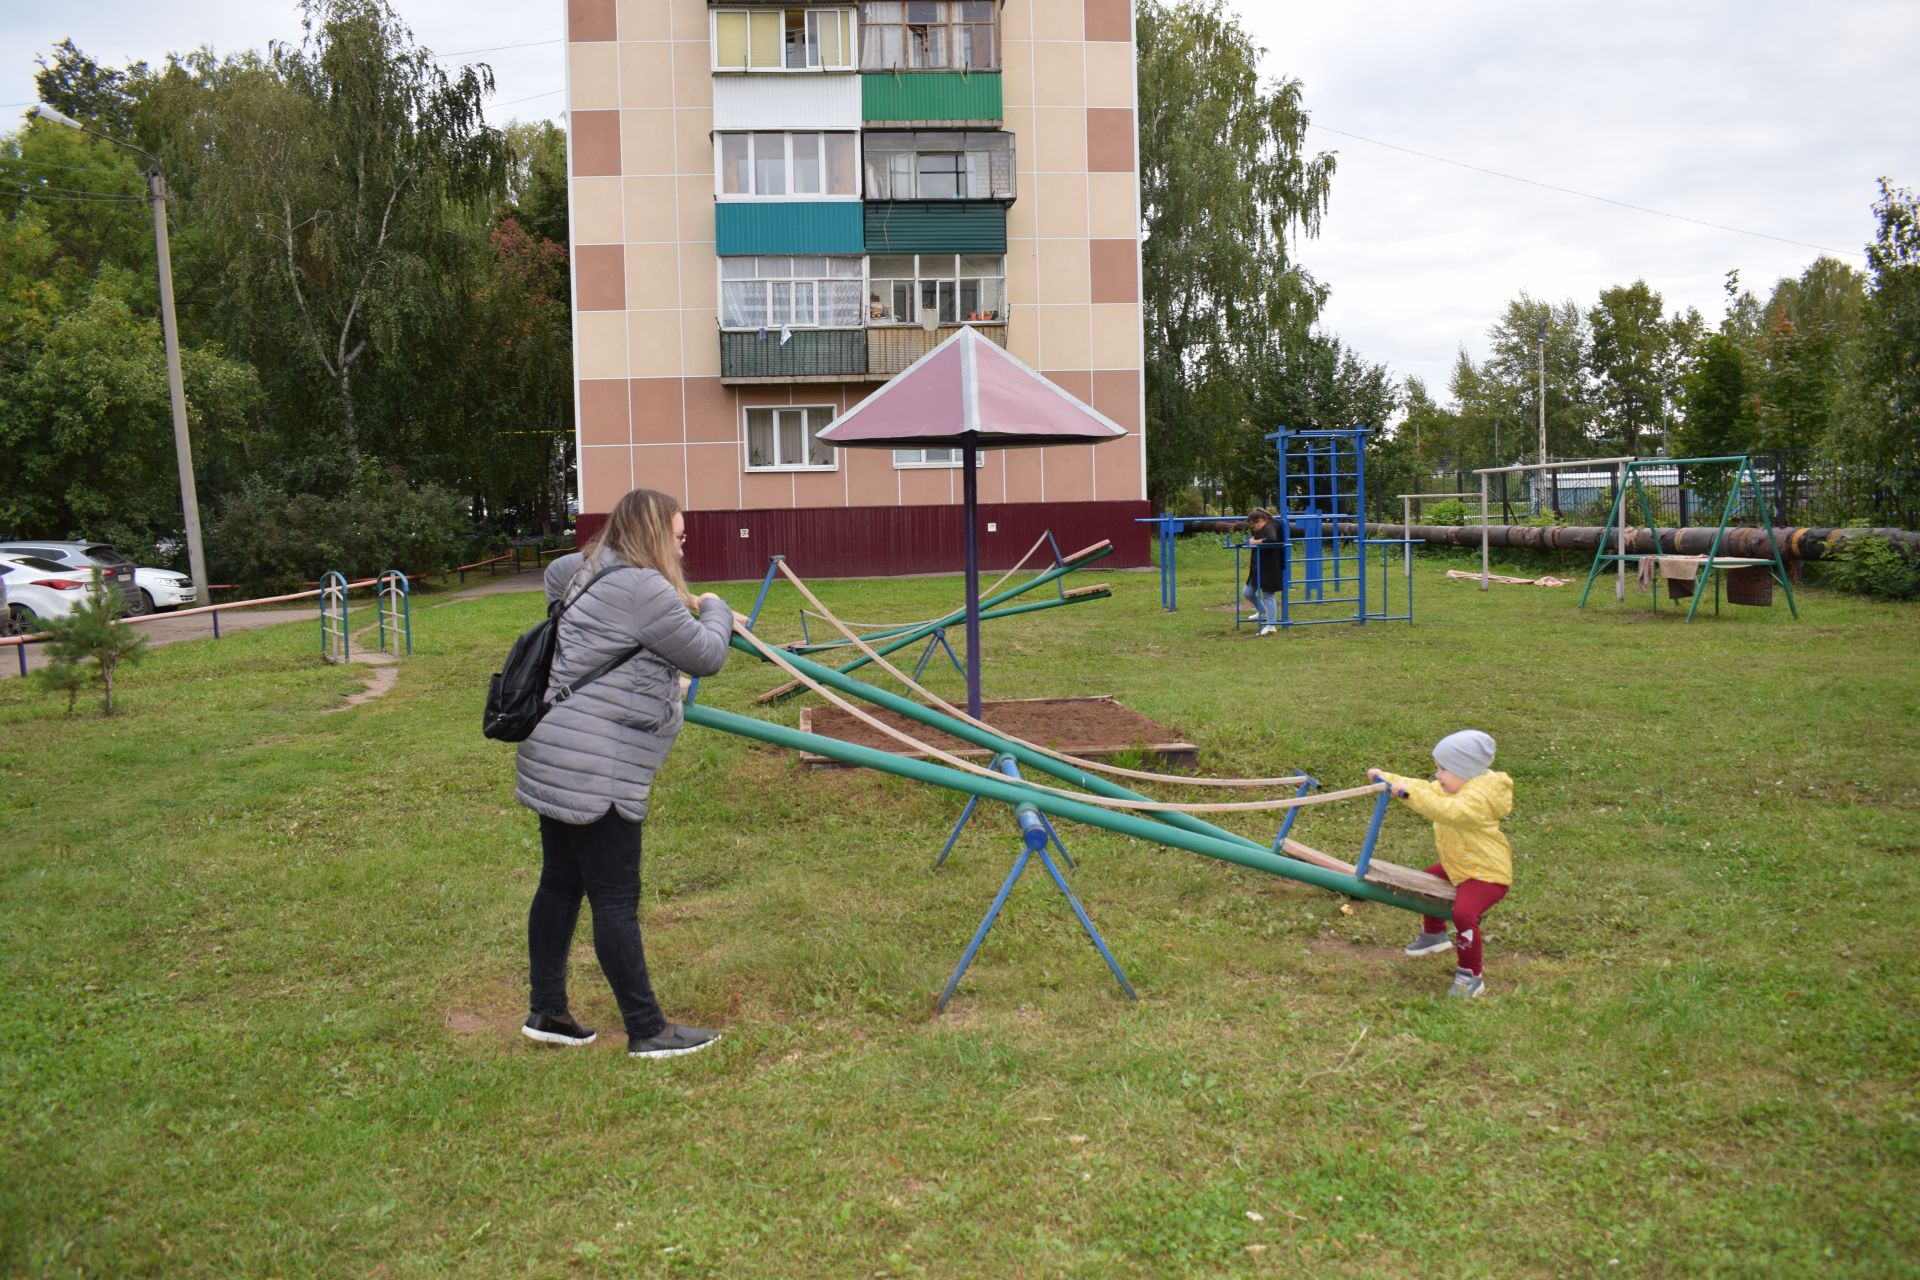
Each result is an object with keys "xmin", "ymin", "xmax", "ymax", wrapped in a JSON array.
[{"xmin": 1678, "ymin": 464, "xmax": 1689, "ymax": 527}]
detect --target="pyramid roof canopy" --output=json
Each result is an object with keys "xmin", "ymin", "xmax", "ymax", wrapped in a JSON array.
[{"xmin": 817, "ymin": 325, "xmax": 1129, "ymax": 449}]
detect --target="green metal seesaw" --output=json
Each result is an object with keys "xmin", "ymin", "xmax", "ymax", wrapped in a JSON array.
[{"xmin": 688, "ymin": 630, "xmax": 1454, "ymax": 1007}]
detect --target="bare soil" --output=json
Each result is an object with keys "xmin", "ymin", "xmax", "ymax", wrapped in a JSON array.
[{"xmin": 799, "ymin": 696, "xmax": 1196, "ymax": 767}]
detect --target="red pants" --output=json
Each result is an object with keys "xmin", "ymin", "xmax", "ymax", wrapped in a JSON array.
[{"xmin": 1424, "ymin": 865, "xmax": 1508, "ymax": 976}]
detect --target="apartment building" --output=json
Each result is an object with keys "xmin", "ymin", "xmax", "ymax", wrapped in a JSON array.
[{"xmin": 564, "ymin": 0, "xmax": 1149, "ymax": 576}]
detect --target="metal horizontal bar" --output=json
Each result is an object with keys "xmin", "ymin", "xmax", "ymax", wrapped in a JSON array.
[{"xmin": 1474, "ymin": 456, "xmax": 1634, "ymax": 475}]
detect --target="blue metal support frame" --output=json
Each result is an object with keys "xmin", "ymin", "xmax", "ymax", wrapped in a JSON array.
[
  {"xmin": 689, "ymin": 555, "xmax": 783, "ymax": 707},
  {"xmin": 375, "ymin": 569, "xmax": 412, "ymax": 657},
  {"xmin": 936, "ymin": 755, "xmax": 1130, "ymax": 1010},
  {"xmin": 912, "ymin": 628, "xmax": 966, "ymax": 682},
  {"xmin": 1352, "ymin": 788, "xmax": 1394, "ymax": 879},
  {"xmin": 319, "ymin": 570, "xmax": 349, "ymax": 663},
  {"xmin": 1270, "ymin": 775, "xmax": 1318, "ymax": 850}
]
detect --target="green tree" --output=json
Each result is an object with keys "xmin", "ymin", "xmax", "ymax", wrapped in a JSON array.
[
  {"xmin": 1137, "ymin": 0, "xmax": 1334, "ymax": 508},
  {"xmin": 1828, "ymin": 181, "xmax": 1918, "ymax": 514},
  {"xmin": 1678, "ymin": 332, "xmax": 1754, "ymax": 457},
  {"xmin": 179, "ymin": 0, "xmax": 506, "ymax": 459},
  {"xmin": 1587, "ymin": 281, "xmax": 1676, "ymax": 455},
  {"xmin": 32, "ymin": 39, "xmax": 146, "ymax": 137},
  {"xmin": 33, "ymin": 574, "xmax": 147, "ymax": 715}
]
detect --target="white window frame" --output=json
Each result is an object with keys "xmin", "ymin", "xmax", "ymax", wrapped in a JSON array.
[
  {"xmin": 858, "ymin": 1, "xmax": 998, "ymax": 71},
  {"xmin": 715, "ymin": 132, "xmax": 862, "ymax": 201},
  {"xmin": 712, "ymin": 7, "xmax": 859, "ymax": 73},
  {"xmin": 865, "ymin": 253, "xmax": 1007, "ymax": 327},
  {"xmin": 719, "ymin": 256, "xmax": 866, "ymax": 331},
  {"xmin": 893, "ymin": 446, "xmax": 989, "ymax": 469},
  {"xmin": 745, "ymin": 405, "xmax": 840, "ymax": 472}
]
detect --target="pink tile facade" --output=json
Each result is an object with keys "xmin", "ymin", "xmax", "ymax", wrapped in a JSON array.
[{"xmin": 566, "ymin": 0, "xmax": 1149, "ymax": 569}]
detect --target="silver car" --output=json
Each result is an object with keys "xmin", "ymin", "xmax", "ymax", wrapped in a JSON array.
[{"xmin": 0, "ymin": 541, "xmax": 143, "ymax": 612}]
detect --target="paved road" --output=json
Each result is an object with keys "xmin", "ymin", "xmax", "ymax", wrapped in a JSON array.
[{"xmin": 4, "ymin": 570, "xmax": 544, "ymax": 677}]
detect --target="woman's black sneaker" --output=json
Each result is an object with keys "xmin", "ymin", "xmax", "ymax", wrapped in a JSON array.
[
  {"xmin": 628, "ymin": 1023, "xmax": 720, "ymax": 1058},
  {"xmin": 521, "ymin": 1012, "xmax": 596, "ymax": 1046}
]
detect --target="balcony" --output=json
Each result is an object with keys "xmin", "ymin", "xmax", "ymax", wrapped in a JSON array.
[
  {"xmin": 864, "ymin": 201, "xmax": 1006, "ymax": 254},
  {"xmin": 714, "ymin": 202, "xmax": 866, "ymax": 256},
  {"xmin": 862, "ymin": 72, "xmax": 1002, "ymax": 124},
  {"xmin": 720, "ymin": 328, "xmax": 869, "ymax": 383},
  {"xmin": 866, "ymin": 322, "xmax": 1007, "ymax": 378}
]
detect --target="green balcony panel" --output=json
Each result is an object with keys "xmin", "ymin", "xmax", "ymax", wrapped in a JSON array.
[
  {"xmin": 720, "ymin": 328, "xmax": 868, "ymax": 381},
  {"xmin": 715, "ymin": 202, "xmax": 865, "ymax": 256},
  {"xmin": 862, "ymin": 72, "xmax": 1002, "ymax": 124},
  {"xmin": 864, "ymin": 202, "xmax": 1007, "ymax": 254}
]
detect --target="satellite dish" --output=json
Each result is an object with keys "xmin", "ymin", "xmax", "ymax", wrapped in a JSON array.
[{"xmin": 919, "ymin": 307, "xmax": 938, "ymax": 333}]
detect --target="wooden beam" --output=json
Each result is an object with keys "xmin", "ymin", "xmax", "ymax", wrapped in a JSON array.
[
  {"xmin": 1361, "ymin": 859, "xmax": 1457, "ymax": 904},
  {"xmin": 1277, "ymin": 837, "xmax": 1354, "ymax": 874}
]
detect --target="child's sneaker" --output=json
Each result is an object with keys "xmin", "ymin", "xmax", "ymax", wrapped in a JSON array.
[
  {"xmin": 522, "ymin": 1011, "xmax": 596, "ymax": 1046},
  {"xmin": 628, "ymin": 1023, "xmax": 721, "ymax": 1059},
  {"xmin": 1404, "ymin": 929, "xmax": 1452, "ymax": 956},
  {"xmin": 1258, "ymin": 625, "xmax": 1277, "ymax": 636},
  {"xmin": 1446, "ymin": 969, "xmax": 1485, "ymax": 998}
]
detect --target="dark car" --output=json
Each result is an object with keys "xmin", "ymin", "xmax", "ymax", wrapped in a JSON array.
[{"xmin": 0, "ymin": 541, "xmax": 140, "ymax": 611}]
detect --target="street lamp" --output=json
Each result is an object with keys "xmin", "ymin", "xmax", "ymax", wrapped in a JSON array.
[{"xmin": 31, "ymin": 103, "xmax": 210, "ymax": 610}]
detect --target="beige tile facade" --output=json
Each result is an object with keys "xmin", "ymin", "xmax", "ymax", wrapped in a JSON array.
[{"xmin": 566, "ymin": 0, "xmax": 1146, "ymax": 514}]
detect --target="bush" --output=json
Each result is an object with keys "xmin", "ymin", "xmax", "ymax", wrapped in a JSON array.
[
  {"xmin": 207, "ymin": 468, "xmax": 472, "ymax": 594},
  {"xmin": 1821, "ymin": 531, "xmax": 1920, "ymax": 601},
  {"xmin": 1421, "ymin": 499, "xmax": 1474, "ymax": 526}
]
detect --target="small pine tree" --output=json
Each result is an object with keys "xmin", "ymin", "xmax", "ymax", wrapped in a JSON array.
[{"xmin": 35, "ymin": 574, "xmax": 147, "ymax": 715}]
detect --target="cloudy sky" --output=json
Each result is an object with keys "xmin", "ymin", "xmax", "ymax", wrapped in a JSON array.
[{"xmin": 5, "ymin": 1, "xmax": 1916, "ymax": 400}]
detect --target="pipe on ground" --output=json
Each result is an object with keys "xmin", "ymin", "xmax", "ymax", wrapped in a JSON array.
[{"xmin": 1351, "ymin": 523, "xmax": 1919, "ymax": 561}]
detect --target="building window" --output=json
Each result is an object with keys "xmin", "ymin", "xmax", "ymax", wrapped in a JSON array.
[
  {"xmin": 859, "ymin": 2, "xmax": 997, "ymax": 70},
  {"xmin": 862, "ymin": 131, "xmax": 1014, "ymax": 200},
  {"xmin": 893, "ymin": 447, "xmax": 988, "ymax": 468},
  {"xmin": 720, "ymin": 257, "xmax": 866, "ymax": 330},
  {"xmin": 714, "ymin": 8, "xmax": 856, "ymax": 71},
  {"xmin": 746, "ymin": 406, "xmax": 838, "ymax": 470},
  {"xmin": 867, "ymin": 253, "xmax": 1006, "ymax": 325},
  {"xmin": 717, "ymin": 132, "xmax": 860, "ymax": 199}
]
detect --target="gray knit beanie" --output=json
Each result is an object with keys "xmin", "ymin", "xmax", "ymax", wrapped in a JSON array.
[{"xmin": 1433, "ymin": 729, "xmax": 1496, "ymax": 780}]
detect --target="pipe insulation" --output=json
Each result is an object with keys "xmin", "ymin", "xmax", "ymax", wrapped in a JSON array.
[{"xmin": 1351, "ymin": 523, "xmax": 1919, "ymax": 561}]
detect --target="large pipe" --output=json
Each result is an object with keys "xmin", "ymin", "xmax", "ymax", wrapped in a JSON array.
[
  {"xmin": 1353, "ymin": 523, "xmax": 1919, "ymax": 561},
  {"xmin": 684, "ymin": 701, "xmax": 1448, "ymax": 918}
]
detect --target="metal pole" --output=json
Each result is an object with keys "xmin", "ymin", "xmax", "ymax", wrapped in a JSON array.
[
  {"xmin": 1480, "ymin": 472, "xmax": 1490, "ymax": 591},
  {"xmin": 150, "ymin": 169, "xmax": 210, "ymax": 610},
  {"xmin": 1537, "ymin": 318, "xmax": 1548, "ymax": 465},
  {"xmin": 962, "ymin": 432, "xmax": 982, "ymax": 719},
  {"xmin": 1616, "ymin": 461, "xmax": 1628, "ymax": 601}
]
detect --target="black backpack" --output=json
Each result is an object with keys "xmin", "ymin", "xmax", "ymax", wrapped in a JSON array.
[{"xmin": 483, "ymin": 566, "xmax": 645, "ymax": 742}]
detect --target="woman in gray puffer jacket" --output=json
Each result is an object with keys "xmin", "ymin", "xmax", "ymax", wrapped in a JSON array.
[{"xmin": 516, "ymin": 488, "xmax": 734, "ymax": 1059}]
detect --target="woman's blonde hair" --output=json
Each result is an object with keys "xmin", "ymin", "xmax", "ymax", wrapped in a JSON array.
[{"xmin": 586, "ymin": 488, "xmax": 692, "ymax": 607}]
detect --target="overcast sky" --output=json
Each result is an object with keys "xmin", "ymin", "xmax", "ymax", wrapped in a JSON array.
[{"xmin": 5, "ymin": 1, "xmax": 1916, "ymax": 403}]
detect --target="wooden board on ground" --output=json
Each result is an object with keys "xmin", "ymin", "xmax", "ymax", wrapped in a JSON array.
[
  {"xmin": 797, "ymin": 696, "xmax": 1198, "ymax": 770},
  {"xmin": 1361, "ymin": 858, "xmax": 1457, "ymax": 905}
]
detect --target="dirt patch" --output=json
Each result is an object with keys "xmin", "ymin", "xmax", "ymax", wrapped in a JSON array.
[
  {"xmin": 444, "ymin": 1010, "xmax": 491, "ymax": 1035},
  {"xmin": 799, "ymin": 696, "xmax": 1196, "ymax": 768},
  {"xmin": 323, "ymin": 649, "xmax": 399, "ymax": 713}
]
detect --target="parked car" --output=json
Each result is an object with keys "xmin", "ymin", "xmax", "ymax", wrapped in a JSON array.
[
  {"xmin": 0, "ymin": 554, "xmax": 100, "ymax": 629},
  {"xmin": 131, "ymin": 566, "xmax": 197, "ymax": 614},
  {"xmin": 0, "ymin": 540, "xmax": 141, "ymax": 612}
]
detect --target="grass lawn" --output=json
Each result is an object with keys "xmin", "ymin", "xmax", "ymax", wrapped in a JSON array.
[{"xmin": 2, "ymin": 539, "xmax": 1917, "ymax": 1277}]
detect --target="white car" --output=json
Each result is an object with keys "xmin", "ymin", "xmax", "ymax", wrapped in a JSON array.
[
  {"xmin": 0, "ymin": 554, "xmax": 98, "ymax": 630},
  {"xmin": 132, "ymin": 566, "xmax": 197, "ymax": 613}
]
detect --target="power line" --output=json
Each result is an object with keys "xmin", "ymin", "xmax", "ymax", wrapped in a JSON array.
[
  {"xmin": 6, "ymin": 188, "xmax": 148, "ymax": 203},
  {"xmin": 1308, "ymin": 122, "xmax": 1866, "ymax": 261},
  {"xmin": 493, "ymin": 87, "xmax": 563, "ymax": 109},
  {"xmin": 436, "ymin": 35, "xmax": 562, "ymax": 61}
]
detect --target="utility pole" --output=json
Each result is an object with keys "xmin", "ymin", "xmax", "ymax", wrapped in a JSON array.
[
  {"xmin": 33, "ymin": 105, "xmax": 208, "ymax": 607},
  {"xmin": 1537, "ymin": 317, "xmax": 1548, "ymax": 466}
]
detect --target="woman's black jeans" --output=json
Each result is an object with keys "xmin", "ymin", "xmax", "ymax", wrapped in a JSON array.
[{"xmin": 528, "ymin": 810, "xmax": 666, "ymax": 1039}]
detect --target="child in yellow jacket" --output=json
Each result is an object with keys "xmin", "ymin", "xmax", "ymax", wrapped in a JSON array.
[{"xmin": 1368, "ymin": 729, "xmax": 1513, "ymax": 998}]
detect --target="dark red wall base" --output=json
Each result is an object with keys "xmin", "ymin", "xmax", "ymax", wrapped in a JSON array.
[{"xmin": 576, "ymin": 501, "xmax": 1152, "ymax": 582}]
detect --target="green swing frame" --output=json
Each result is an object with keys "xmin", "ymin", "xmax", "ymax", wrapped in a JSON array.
[{"xmin": 1578, "ymin": 455, "xmax": 1798, "ymax": 621}]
